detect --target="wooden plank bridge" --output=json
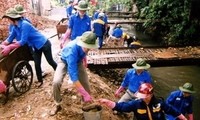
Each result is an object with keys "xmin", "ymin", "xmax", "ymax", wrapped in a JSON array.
[
  {"xmin": 107, "ymin": 11, "xmax": 137, "ymax": 19},
  {"xmin": 107, "ymin": 19, "xmax": 145, "ymax": 24},
  {"xmin": 87, "ymin": 46, "xmax": 200, "ymax": 69}
]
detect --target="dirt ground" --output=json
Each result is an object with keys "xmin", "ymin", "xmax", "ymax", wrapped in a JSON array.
[{"xmin": 0, "ymin": 26, "xmax": 129, "ymax": 120}]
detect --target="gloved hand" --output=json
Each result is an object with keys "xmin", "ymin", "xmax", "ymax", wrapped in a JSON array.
[
  {"xmin": 1, "ymin": 42, "xmax": 20, "ymax": 56},
  {"xmin": 74, "ymin": 81, "xmax": 92, "ymax": 102},
  {"xmin": 60, "ymin": 30, "xmax": 70, "ymax": 49},
  {"xmin": 114, "ymin": 86, "xmax": 125, "ymax": 98},
  {"xmin": 0, "ymin": 80, "xmax": 7, "ymax": 93},
  {"xmin": 77, "ymin": 86, "xmax": 92, "ymax": 102},
  {"xmin": 188, "ymin": 114, "xmax": 193, "ymax": 120},
  {"xmin": 1, "ymin": 46, "xmax": 11, "ymax": 56},
  {"xmin": 177, "ymin": 114, "xmax": 187, "ymax": 120},
  {"xmin": 98, "ymin": 98, "xmax": 116, "ymax": 109}
]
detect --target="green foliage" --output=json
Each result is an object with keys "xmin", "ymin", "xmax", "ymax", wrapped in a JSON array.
[
  {"xmin": 88, "ymin": 2, "xmax": 96, "ymax": 16},
  {"xmin": 139, "ymin": 0, "xmax": 200, "ymax": 45}
]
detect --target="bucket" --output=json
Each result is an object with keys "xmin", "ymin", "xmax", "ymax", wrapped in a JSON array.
[{"xmin": 82, "ymin": 104, "xmax": 102, "ymax": 120}]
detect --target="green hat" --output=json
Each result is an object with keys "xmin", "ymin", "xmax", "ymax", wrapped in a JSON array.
[
  {"xmin": 132, "ymin": 58, "xmax": 150, "ymax": 69},
  {"xmin": 179, "ymin": 82, "xmax": 196, "ymax": 94},
  {"xmin": 2, "ymin": 8, "xmax": 21, "ymax": 19},
  {"xmin": 74, "ymin": 0, "xmax": 89, "ymax": 11},
  {"xmin": 14, "ymin": 4, "xmax": 26, "ymax": 14},
  {"xmin": 76, "ymin": 31, "xmax": 98, "ymax": 49}
]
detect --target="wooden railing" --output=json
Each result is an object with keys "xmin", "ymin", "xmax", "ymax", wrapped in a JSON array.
[{"xmin": 107, "ymin": 11, "xmax": 137, "ymax": 19}]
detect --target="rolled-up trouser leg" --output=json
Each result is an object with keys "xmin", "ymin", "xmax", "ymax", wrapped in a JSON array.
[
  {"xmin": 78, "ymin": 62, "xmax": 90, "ymax": 94},
  {"xmin": 52, "ymin": 58, "xmax": 67, "ymax": 104},
  {"xmin": 118, "ymin": 89, "xmax": 135, "ymax": 103}
]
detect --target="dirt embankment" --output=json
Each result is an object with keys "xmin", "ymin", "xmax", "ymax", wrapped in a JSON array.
[{"xmin": 0, "ymin": 67, "xmax": 129, "ymax": 120}]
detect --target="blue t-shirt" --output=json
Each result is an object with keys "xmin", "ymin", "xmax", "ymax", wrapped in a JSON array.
[
  {"xmin": 61, "ymin": 39, "xmax": 86, "ymax": 81},
  {"xmin": 166, "ymin": 90, "xmax": 194, "ymax": 119},
  {"xmin": 66, "ymin": 5, "xmax": 73, "ymax": 18},
  {"xmin": 7, "ymin": 19, "xmax": 47, "ymax": 49},
  {"xmin": 112, "ymin": 27, "xmax": 123, "ymax": 38},
  {"xmin": 68, "ymin": 13, "xmax": 91, "ymax": 40},
  {"xmin": 8, "ymin": 17, "xmax": 32, "ymax": 41},
  {"xmin": 121, "ymin": 68, "xmax": 152, "ymax": 93}
]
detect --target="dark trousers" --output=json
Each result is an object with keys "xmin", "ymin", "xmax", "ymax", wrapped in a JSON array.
[{"xmin": 30, "ymin": 40, "xmax": 57, "ymax": 82}]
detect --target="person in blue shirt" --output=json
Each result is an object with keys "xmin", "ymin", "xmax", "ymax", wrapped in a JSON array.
[
  {"xmin": 14, "ymin": 4, "xmax": 47, "ymax": 77},
  {"xmin": 1, "ymin": 5, "xmax": 31, "ymax": 43},
  {"xmin": 115, "ymin": 58, "xmax": 152, "ymax": 103},
  {"xmin": 166, "ymin": 82, "xmax": 195, "ymax": 120},
  {"xmin": 112, "ymin": 24, "xmax": 123, "ymax": 38},
  {"xmin": 66, "ymin": 0, "xmax": 74, "ymax": 18},
  {"xmin": 106, "ymin": 24, "xmax": 123, "ymax": 47},
  {"xmin": 61, "ymin": 0, "xmax": 91, "ymax": 48},
  {"xmin": 1, "ymin": 8, "xmax": 57, "ymax": 87},
  {"xmin": 92, "ymin": 12, "xmax": 106, "ymax": 48},
  {"xmin": 49, "ymin": 31, "xmax": 98, "ymax": 116},
  {"xmin": 98, "ymin": 83, "xmax": 187, "ymax": 120}
]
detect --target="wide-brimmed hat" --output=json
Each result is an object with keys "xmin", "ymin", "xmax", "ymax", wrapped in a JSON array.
[
  {"xmin": 14, "ymin": 4, "xmax": 26, "ymax": 14},
  {"xmin": 2, "ymin": 8, "xmax": 21, "ymax": 19},
  {"xmin": 74, "ymin": 0, "xmax": 89, "ymax": 11},
  {"xmin": 76, "ymin": 31, "xmax": 98, "ymax": 49},
  {"xmin": 179, "ymin": 82, "xmax": 196, "ymax": 94},
  {"xmin": 132, "ymin": 58, "xmax": 150, "ymax": 69},
  {"xmin": 134, "ymin": 83, "xmax": 153, "ymax": 99}
]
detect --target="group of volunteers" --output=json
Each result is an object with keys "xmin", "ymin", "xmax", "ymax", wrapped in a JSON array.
[
  {"xmin": 0, "ymin": 4, "xmax": 57, "ymax": 88},
  {"xmin": 66, "ymin": 0, "xmax": 139, "ymax": 48},
  {"xmin": 98, "ymin": 58, "xmax": 195, "ymax": 120},
  {"xmin": 0, "ymin": 1, "xmax": 196, "ymax": 120}
]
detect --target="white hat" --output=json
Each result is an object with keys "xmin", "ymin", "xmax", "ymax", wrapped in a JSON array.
[{"xmin": 98, "ymin": 12, "xmax": 104, "ymax": 18}]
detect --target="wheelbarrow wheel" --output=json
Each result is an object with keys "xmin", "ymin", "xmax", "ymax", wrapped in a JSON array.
[{"xmin": 12, "ymin": 61, "xmax": 33, "ymax": 93}]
